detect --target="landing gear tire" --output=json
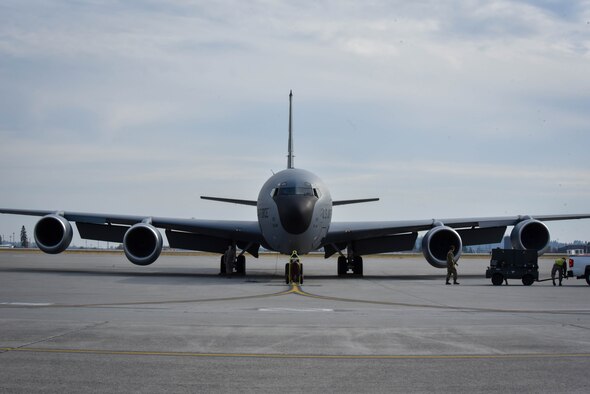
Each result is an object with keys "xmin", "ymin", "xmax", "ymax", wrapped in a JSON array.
[
  {"xmin": 522, "ymin": 274, "xmax": 534, "ymax": 286},
  {"xmin": 220, "ymin": 255, "xmax": 226, "ymax": 275},
  {"xmin": 337, "ymin": 256, "xmax": 347, "ymax": 277},
  {"xmin": 236, "ymin": 255, "xmax": 246, "ymax": 276},
  {"xmin": 585, "ymin": 272, "xmax": 590, "ymax": 286},
  {"xmin": 285, "ymin": 263, "xmax": 289, "ymax": 284},
  {"xmin": 299, "ymin": 265, "xmax": 303, "ymax": 285},
  {"xmin": 491, "ymin": 273, "xmax": 504, "ymax": 286},
  {"xmin": 285, "ymin": 262, "xmax": 302, "ymax": 284},
  {"xmin": 352, "ymin": 256, "xmax": 363, "ymax": 276}
]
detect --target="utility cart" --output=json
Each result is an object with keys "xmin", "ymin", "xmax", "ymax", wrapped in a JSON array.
[{"xmin": 486, "ymin": 248, "xmax": 539, "ymax": 286}]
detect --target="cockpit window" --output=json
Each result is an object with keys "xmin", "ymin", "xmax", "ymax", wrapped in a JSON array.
[{"xmin": 275, "ymin": 187, "xmax": 316, "ymax": 197}]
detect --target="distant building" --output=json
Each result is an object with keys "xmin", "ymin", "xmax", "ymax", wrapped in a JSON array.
[
  {"xmin": 557, "ymin": 243, "xmax": 589, "ymax": 254},
  {"xmin": 567, "ymin": 248, "xmax": 585, "ymax": 255}
]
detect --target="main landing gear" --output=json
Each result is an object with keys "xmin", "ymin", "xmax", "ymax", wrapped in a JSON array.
[
  {"xmin": 285, "ymin": 251, "xmax": 303, "ymax": 285},
  {"xmin": 337, "ymin": 248, "xmax": 363, "ymax": 277},
  {"xmin": 219, "ymin": 244, "xmax": 246, "ymax": 276}
]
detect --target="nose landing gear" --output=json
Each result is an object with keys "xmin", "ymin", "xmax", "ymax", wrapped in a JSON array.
[{"xmin": 285, "ymin": 250, "xmax": 303, "ymax": 285}]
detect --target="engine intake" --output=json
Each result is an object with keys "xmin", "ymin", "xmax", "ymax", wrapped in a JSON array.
[
  {"xmin": 123, "ymin": 223, "xmax": 163, "ymax": 266},
  {"xmin": 422, "ymin": 225, "xmax": 462, "ymax": 268},
  {"xmin": 34, "ymin": 214, "xmax": 73, "ymax": 254},
  {"xmin": 510, "ymin": 219, "xmax": 550, "ymax": 255}
]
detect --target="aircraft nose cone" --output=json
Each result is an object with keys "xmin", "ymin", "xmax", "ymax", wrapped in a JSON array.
[{"xmin": 274, "ymin": 196, "xmax": 317, "ymax": 234}]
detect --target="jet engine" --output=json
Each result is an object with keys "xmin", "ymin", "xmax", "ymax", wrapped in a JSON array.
[
  {"xmin": 34, "ymin": 214, "xmax": 73, "ymax": 254},
  {"xmin": 510, "ymin": 218, "xmax": 550, "ymax": 255},
  {"xmin": 422, "ymin": 225, "xmax": 462, "ymax": 268},
  {"xmin": 123, "ymin": 223, "xmax": 163, "ymax": 266}
]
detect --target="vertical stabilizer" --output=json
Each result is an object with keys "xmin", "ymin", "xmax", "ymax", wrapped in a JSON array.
[{"xmin": 287, "ymin": 90, "xmax": 294, "ymax": 169}]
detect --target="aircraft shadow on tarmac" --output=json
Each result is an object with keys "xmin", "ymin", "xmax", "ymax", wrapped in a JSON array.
[{"xmin": 0, "ymin": 266, "xmax": 485, "ymax": 283}]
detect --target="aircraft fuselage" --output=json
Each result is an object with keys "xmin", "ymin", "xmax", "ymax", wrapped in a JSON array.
[{"xmin": 257, "ymin": 168, "xmax": 332, "ymax": 254}]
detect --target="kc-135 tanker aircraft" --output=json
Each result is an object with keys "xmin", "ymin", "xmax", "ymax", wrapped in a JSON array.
[{"xmin": 2, "ymin": 91, "xmax": 590, "ymax": 282}]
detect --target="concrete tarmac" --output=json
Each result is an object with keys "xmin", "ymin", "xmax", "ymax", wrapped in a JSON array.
[{"xmin": 1, "ymin": 250, "xmax": 589, "ymax": 393}]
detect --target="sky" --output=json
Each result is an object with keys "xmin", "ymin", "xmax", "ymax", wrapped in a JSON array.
[{"xmin": 1, "ymin": 0, "xmax": 589, "ymax": 246}]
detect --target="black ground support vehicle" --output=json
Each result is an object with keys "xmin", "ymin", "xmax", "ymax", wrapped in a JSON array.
[{"xmin": 485, "ymin": 248, "xmax": 539, "ymax": 286}]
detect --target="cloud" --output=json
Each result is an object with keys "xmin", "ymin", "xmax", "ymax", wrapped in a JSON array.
[{"xmin": 1, "ymin": 0, "xmax": 589, "ymax": 243}]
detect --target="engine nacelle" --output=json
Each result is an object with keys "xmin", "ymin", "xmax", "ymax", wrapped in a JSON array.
[
  {"xmin": 510, "ymin": 219, "xmax": 550, "ymax": 255},
  {"xmin": 422, "ymin": 225, "xmax": 462, "ymax": 268},
  {"xmin": 123, "ymin": 223, "xmax": 163, "ymax": 266},
  {"xmin": 34, "ymin": 214, "xmax": 73, "ymax": 254}
]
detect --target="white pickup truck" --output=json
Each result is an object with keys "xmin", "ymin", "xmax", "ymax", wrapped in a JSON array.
[{"xmin": 567, "ymin": 255, "xmax": 590, "ymax": 285}]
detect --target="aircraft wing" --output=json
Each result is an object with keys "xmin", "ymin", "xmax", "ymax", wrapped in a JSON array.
[
  {"xmin": 322, "ymin": 214, "xmax": 590, "ymax": 257},
  {"xmin": 0, "ymin": 208, "xmax": 264, "ymax": 257}
]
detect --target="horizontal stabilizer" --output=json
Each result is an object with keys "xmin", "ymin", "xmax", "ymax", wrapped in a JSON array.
[
  {"xmin": 333, "ymin": 198, "xmax": 379, "ymax": 206},
  {"xmin": 200, "ymin": 196, "xmax": 257, "ymax": 206}
]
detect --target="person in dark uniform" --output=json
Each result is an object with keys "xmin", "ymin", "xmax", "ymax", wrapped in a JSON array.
[
  {"xmin": 552, "ymin": 257, "xmax": 566, "ymax": 286},
  {"xmin": 446, "ymin": 245, "xmax": 459, "ymax": 285},
  {"xmin": 500, "ymin": 260, "xmax": 509, "ymax": 285}
]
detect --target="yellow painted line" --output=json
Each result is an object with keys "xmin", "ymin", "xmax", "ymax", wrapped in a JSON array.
[
  {"xmin": 0, "ymin": 283, "xmax": 297, "ymax": 309},
  {"xmin": 290, "ymin": 283, "xmax": 590, "ymax": 314},
  {"xmin": 2, "ymin": 282, "xmax": 586, "ymax": 314},
  {"xmin": 288, "ymin": 283, "xmax": 306, "ymax": 295},
  {"xmin": 1, "ymin": 347, "xmax": 589, "ymax": 360},
  {"xmin": 0, "ymin": 288, "xmax": 293, "ymax": 309}
]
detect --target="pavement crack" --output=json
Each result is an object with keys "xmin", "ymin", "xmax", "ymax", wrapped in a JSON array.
[{"xmin": 2, "ymin": 321, "xmax": 109, "ymax": 354}]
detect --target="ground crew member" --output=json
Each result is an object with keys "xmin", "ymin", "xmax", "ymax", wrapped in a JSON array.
[
  {"xmin": 446, "ymin": 245, "xmax": 459, "ymax": 285},
  {"xmin": 552, "ymin": 257, "xmax": 566, "ymax": 286},
  {"xmin": 500, "ymin": 260, "xmax": 509, "ymax": 285}
]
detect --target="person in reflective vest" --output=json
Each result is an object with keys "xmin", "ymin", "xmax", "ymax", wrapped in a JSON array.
[{"xmin": 552, "ymin": 257, "xmax": 566, "ymax": 286}]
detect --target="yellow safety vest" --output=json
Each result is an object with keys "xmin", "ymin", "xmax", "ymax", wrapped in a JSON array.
[{"xmin": 554, "ymin": 258, "xmax": 565, "ymax": 267}]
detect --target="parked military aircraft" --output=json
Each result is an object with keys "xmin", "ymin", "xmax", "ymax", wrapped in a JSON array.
[{"xmin": 2, "ymin": 91, "xmax": 589, "ymax": 281}]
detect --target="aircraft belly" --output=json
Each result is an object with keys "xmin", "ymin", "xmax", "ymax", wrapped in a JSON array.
[{"xmin": 259, "ymin": 213, "xmax": 324, "ymax": 255}]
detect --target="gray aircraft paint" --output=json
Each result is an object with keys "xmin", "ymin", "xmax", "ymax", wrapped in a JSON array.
[
  {"xmin": 257, "ymin": 168, "xmax": 332, "ymax": 254},
  {"xmin": 256, "ymin": 91, "xmax": 332, "ymax": 254}
]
